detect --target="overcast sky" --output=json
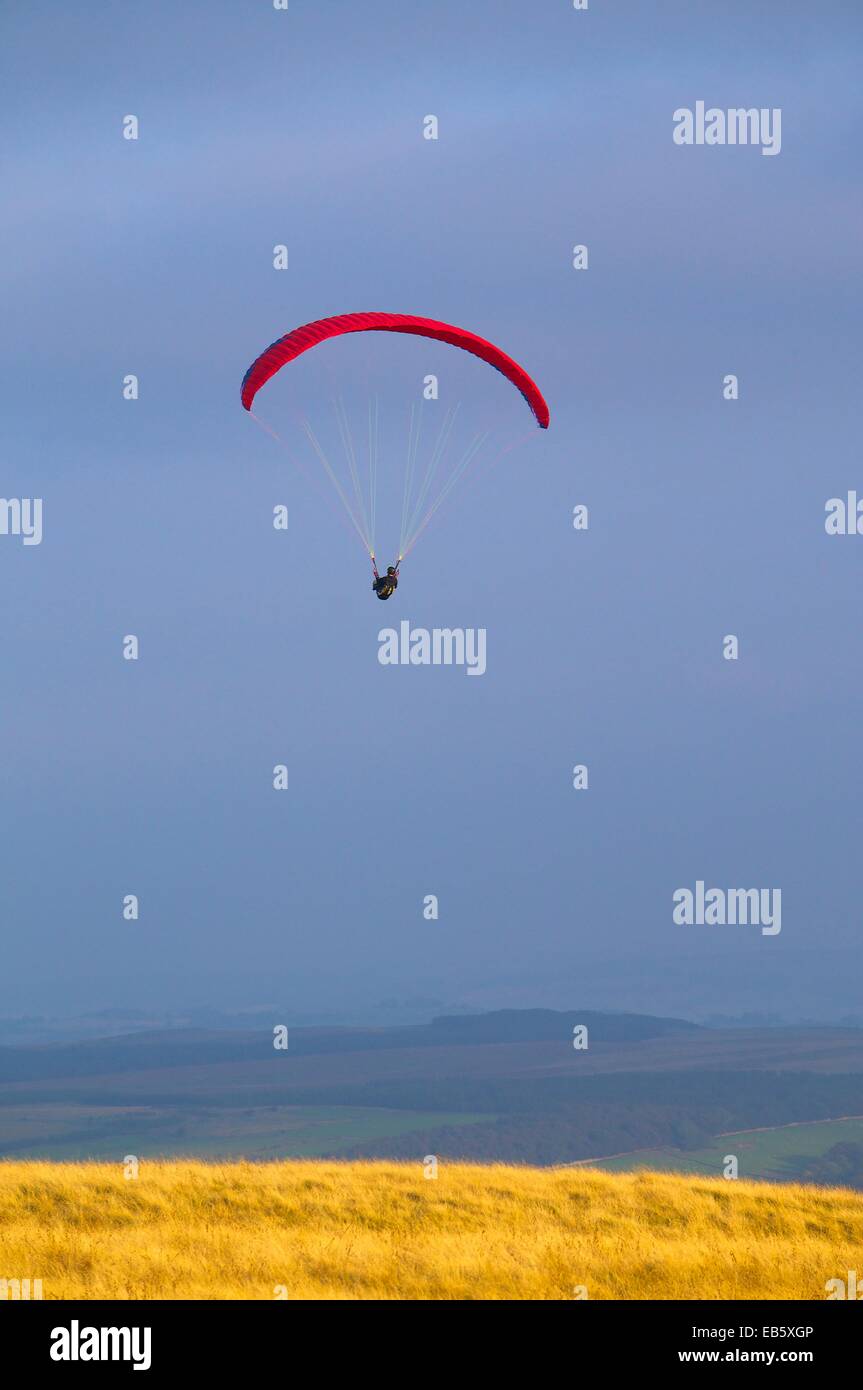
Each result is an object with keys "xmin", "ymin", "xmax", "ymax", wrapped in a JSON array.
[{"xmin": 2, "ymin": 1, "xmax": 861, "ymax": 1023}]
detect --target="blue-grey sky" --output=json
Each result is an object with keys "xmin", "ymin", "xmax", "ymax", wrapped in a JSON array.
[{"xmin": 2, "ymin": 1, "xmax": 861, "ymax": 1022}]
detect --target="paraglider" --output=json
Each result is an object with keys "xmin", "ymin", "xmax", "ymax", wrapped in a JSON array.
[
  {"xmin": 372, "ymin": 561, "xmax": 399, "ymax": 600},
  {"xmin": 241, "ymin": 313, "xmax": 549, "ymax": 592},
  {"xmin": 241, "ymin": 313, "xmax": 550, "ymax": 427}
]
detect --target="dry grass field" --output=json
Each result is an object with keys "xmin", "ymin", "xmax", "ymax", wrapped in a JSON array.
[{"xmin": 2, "ymin": 1159, "xmax": 861, "ymax": 1300}]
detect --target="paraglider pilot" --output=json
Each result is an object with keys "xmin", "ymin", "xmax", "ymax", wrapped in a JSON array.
[{"xmin": 372, "ymin": 558, "xmax": 399, "ymax": 600}]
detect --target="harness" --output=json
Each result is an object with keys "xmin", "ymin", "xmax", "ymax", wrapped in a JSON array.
[{"xmin": 371, "ymin": 554, "xmax": 401, "ymax": 598}]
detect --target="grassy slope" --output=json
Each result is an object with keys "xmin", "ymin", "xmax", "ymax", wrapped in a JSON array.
[{"xmin": 1, "ymin": 1159, "xmax": 860, "ymax": 1300}]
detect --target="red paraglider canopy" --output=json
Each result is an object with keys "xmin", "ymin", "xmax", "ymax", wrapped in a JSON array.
[{"xmin": 241, "ymin": 312, "xmax": 550, "ymax": 428}]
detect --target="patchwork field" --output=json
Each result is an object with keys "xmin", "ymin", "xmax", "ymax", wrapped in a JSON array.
[
  {"xmin": 2, "ymin": 1014, "xmax": 862, "ymax": 1168},
  {"xmin": 1, "ymin": 1159, "xmax": 860, "ymax": 1300}
]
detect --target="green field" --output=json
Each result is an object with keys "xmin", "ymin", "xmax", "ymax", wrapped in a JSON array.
[
  {"xmin": 579, "ymin": 1117, "xmax": 863, "ymax": 1182},
  {"xmin": 0, "ymin": 1104, "xmax": 495, "ymax": 1161}
]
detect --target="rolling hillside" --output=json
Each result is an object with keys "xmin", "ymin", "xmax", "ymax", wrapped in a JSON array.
[
  {"xmin": 1, "ymin": 1012, "xmax": 863, "ymax": 1168},
  {"xmin": 1, "ymin": 1159, "xmax": 860, "ymax": 1300}
]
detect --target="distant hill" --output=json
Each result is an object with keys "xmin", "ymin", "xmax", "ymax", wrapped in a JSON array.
[
  {"xmin": 424, "ymin": 1009, "xmax": 700, "ymax": 1044},
  {"xmin": 0, "ymin": 1007, "xmax": 700, "ymax": 1084}
]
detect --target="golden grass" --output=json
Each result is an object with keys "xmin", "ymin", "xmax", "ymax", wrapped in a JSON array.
[{"xmin": 1, "ymin": 1159, "xmax": 860, "ymax": 1300}]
